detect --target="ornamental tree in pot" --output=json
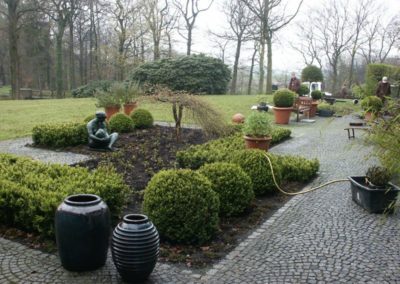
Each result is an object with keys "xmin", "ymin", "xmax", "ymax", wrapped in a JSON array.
[
  {"xmin": 349, "ymin": 166, "xmax": 399, "ymax": 213},
  {"xmin": 361, "ymin": 96, "xmax": 383, "ymax": 121},
  {"xmin": 273, "ymin": 88, "xmax": 296, "ymax": 124},
  {"xmin": 243, "ymin": 111, "xmax": 272, "ymax": 151}
]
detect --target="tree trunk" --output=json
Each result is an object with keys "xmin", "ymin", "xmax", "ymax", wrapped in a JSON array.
[
  {"xmin": 348, "ymin": 48, "xmax": 356, "ymax": 87},
  {"xmin": 258, "ymin": 37, "xmax": 265, "ymax": 94},
  {"xmin": 265, "ymin": 35, "xmax": 273, "ymax": 93},
  {"xmin": 78, "ymin": 23, "xmax": 85, "ymax": 85},
  {"xmin": 7, "ymin": 0, "xmax": 20, "ymax": 99},
  {"xmin": 167, "ymin": 33, "xmax": 172, "ymax": 58},
  {"xmin": 248, "ymin": 45, "xmax": 257, "ymax": 95},
  {"xmin": 230, "ymin": 39, "xmax": 242, "ymax": 95},
  {"xmin": 55, "ymin": 22, "xmax": 66, "ymax": 98},
  {"xmin": 69, "ymin": 22, "xmax": 76, "ymax": 89},
  {"xmin": 154, "ymin": 38, "xmax": 160, "ymax": 60},
  {"xmin": 187, "ymin": 26, "xmax": 192, "ymax": 55}
]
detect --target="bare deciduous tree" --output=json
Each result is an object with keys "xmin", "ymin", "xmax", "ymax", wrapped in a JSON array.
[{"xmin": 173, "ymin": 0, "xmax": 213, "ymax": 55}]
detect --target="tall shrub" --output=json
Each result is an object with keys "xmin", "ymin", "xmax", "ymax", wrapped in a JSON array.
[
  {"xmin": 365, "ymin": 64, "xmax": 400, "ymax": 97},
  {"xmin": 131, "ymin": 54, "xmax": 231, "ymax": 94}
]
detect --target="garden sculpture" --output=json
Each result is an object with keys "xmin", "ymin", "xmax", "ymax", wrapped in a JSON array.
[{"xmin": 87, "ymin": 111, "xmax": 118, "ymax": 151}]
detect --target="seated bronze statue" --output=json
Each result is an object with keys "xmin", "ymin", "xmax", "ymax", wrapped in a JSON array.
[{"xmin": 87, "ymin": 111, "xmax": 118, "ymax": 151}]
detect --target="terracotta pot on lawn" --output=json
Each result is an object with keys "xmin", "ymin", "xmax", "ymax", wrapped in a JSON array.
[
  {"xmin": 105, "ymin": 105, "xmax": 120, "ymax": 120},
  {"xmin": 310, "ymin": 101, "xmax": 319, "ymax": 117},
  {"xmin": 123, "ymin": 102, "xmax": 138, "ymax": 116},
  {"xmin": 244, "ymin": 136, "xmax": 272, "ymax": 151},
  {"xmin": 273, "ymin": 107, "xmax": 292, "ymax": 124},
  {"xmin": 232, "ymin": 113, "xmax": 245, "ymax": 124}
]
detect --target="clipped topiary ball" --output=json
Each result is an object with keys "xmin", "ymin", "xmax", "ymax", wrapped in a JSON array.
[
  {"xmin": 143, "ymin": 169, "xmax": 219, "ymax": 244},
  {"xmin": 230, "ymin": 150, "xmax": 281, "ymax": 196},
  {"xmin": 297, "ymin": 84, "xmax": 310, "ymax": 96},
  {"xmin": 83, "ymin": 114, "xmax": 96, "ymax": 123},
  {"xmin": 273, "ymin": 89, "xmax": 296, "ymax": 107},
  {"xmin": 130, "ymin": 108, "xmax": 154, "ymax": 129},
  {"xmin": 108, "ymin": 113, "xmax": 134, "ymax": 133},
  {"xmin": 311, "ymin": 90, "xmax": 322, "ymax": 100},
  {"xmin": 199, "ymin": 162, "xmax": 254, "ymax": 216}
]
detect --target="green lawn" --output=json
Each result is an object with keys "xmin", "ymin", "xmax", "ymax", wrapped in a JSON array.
[{"xmin": 0, "ymin": 95, "xmax": 269, "ymax": 140}]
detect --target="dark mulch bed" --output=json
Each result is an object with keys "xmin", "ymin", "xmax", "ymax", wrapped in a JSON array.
[{"xmin": 2, "ymin": 125, "xmax": 305, "ymax": 268}]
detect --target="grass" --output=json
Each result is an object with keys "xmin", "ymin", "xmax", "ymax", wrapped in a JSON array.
[
  {"xmin": 0, "ymin": 95, "xmax": 360, "ymax": 141},
  {"xmin": 0, "ymin": 95, "xmax": 270, "ymax": 141}
]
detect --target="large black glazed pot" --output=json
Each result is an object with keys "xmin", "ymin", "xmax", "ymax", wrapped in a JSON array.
[
  {"xmin": 111, "ymin": 214, "xmax": 160, "ymax": 283},
  {"xmin": 55, "ymin": 194, "xmax": 110, "ymax": 271},
  {"xmin": 349, "ymin": 176, "xmax": 400, "ymax": 213}
]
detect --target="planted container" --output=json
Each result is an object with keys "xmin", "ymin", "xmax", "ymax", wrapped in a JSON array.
[
  {"xmin": 111, "ymin": 214, "xmax": 159, "ymax": 283},
  {"xmin": 55, "ymin": 194, "xmax": 110, "ymax": 271},
  {"xmin": 349, "ymin": 176, "xmax": 399, "ymax": 213}
]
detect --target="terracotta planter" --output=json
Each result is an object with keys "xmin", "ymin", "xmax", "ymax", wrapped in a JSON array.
[
  {"xmin": 232, "ymin": 113, "xmax": 245, "ymax": 124},
  {"xmin": 310, "ymin": 101, "xmax": 318, "ymax": 117},
  {"xmin": 123, "ymin": 102, "xmax": 138, "ymax": 116},
  {"xmin": 273, "ymin": 107, "xmax": 292, "ymax": 124},
  {"xmin": 364, "ymin": 111, "xmax": 373, "ymax": 121},
  {"xmin": 105, "ymin": 105, "xmax": 120, "ymax": 120},
  {"xmin": 244, "ymin": 135, "xmax": 272, "ymax": 151}
]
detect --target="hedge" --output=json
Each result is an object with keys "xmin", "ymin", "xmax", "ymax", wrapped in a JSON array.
[
  {"xmin": 0, "ymin": 154, "xmax": 130, "ymax": 238},
  {"xmin": 176, "ymin": 127, "xmax": 291, "ymax": 170},
  {"xmin": 32, "ymin": 122, "xmax": 87, "ymax": 148}
]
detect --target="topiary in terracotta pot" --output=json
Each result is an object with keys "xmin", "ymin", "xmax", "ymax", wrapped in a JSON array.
[
  {"xmin": 243, "ymin": 111, "xmax": 272, "ymax": 151},
  {"xmin": 273, "ymin": 89, "xmax": 296, "ymax": 124}
]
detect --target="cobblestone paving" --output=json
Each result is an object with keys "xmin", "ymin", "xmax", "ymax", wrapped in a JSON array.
[{"xmin": 1, "ymin": 116, "xmax": 399, "ymax": 283}]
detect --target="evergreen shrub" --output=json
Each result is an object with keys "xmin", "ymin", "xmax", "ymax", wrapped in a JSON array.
[
  {"xmin": 199, "ymin": 162, "xmax": 254, "ymax": 216},
  {"xmin": 143, "ymin": 169, "xmax": 219, "ymax": 244}
]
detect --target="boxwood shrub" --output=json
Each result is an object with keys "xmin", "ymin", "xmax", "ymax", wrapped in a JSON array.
[
  {"xmin": 199, "ymin": 162, "xmax": 254, "ymax": 216},
  {"xmin": 229, "ymin": 150, "xmax": 282, "ymax": 196},
  {"xmin": 143, "ymin": 169, "xmax": 219, "ymax": 244},
  {"xmin": 176, "ymin": 127, "xmax": 291, "ymax": 170},
  {"xmin": 130, "ymin": 108, "xmax": 154, "ymax": 129},
  {"xmin": 32, "ymin": 122, "xmax": 87, "ymax": 148},
  {"xmin": 109, "ymin": 113, "xmax": 134, "ymax": 133},
  {"xmin": 278, "ymin": 155, "xmax": 319, "ymax": 182},
  {"xmin": 0, "ymin": 154, "xmax": 130, "ymax": 238}
]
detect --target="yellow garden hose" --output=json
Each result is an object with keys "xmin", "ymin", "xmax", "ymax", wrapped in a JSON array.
[{"xmin": 264, "ymin": 153, "xmax": 350, "ymax": 196}]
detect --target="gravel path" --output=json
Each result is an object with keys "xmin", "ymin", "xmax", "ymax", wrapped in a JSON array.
[{"xmin": 1, "ymin": 116, "xmax": 399, "ymax": 283}]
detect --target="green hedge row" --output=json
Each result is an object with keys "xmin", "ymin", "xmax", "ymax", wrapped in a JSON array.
[
  {"xmin": 0, "ymin": 154, "xmax": 130, "ymax": 238},
  {"xmin": 365, "ymin": 63, "xmax": 400, "ymax": 97},
  {"xmin": 32, "ymin": 122, "xmax": 87, "ymax": 148},
  {"xmin": 176, "ymin": 127, "xmax": 291, "ymax": 170}
]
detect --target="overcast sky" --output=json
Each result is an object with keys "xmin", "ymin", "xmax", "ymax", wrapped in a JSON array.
[{"xmin": 172, "ymin": 0, "xmax": 400, "ymax": 76}]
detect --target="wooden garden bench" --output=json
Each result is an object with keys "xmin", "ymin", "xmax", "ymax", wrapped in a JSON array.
[
  {"xmin": 292, "ymin": 97, "xmax": 312, "ymax": 122},
  {"xmin": 344, "ymin": 126, "xmax": 371, "ymax": 139}
]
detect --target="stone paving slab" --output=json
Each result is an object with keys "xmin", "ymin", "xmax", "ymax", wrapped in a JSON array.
[{"xmin": 0, "ymin": 116, "xmax": 399, "ymax": 283}]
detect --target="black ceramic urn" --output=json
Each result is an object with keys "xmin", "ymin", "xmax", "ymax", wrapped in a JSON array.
[
  {"xmin": 55, "ymin": 194, "xmax": 110, "ymax": 271},
  {"xmin": 111, "ymin": 214, "xmax": 160, "ymax": 283}
]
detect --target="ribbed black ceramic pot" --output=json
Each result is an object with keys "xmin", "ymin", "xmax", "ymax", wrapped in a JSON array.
[
  {"xmin": 55, "ymin": 194, "xmax": 110, "ymax": 271},
  {"xmin": 111, "ymin": 214, "xmax": 160, "ymax": 283}
]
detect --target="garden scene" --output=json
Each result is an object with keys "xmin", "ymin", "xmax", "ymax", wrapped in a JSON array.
[{"xmin": 0, "ymin": 0, "xmax": 399, "ymax": 283}]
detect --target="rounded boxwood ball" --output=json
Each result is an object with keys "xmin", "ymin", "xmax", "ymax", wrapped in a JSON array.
[
  {"xmin": 273, "ymin": 89, "xmax": 296, "ymax": 107},
  {"xmin": 143, "ymin": 169, "xmax": 219, "ymax": 244},
  {"xmin": 199, "ymin": 162, "xmax": 254, "ymax": 216},
  {"xmin": 230, "ymin": 150, "xmax": 281, "ymax": 196},
  {"xmin": 130, "ymin": 108, "xmax": 154, "ymax": 129},
  {"xmin": 108, "ymin": 113, "xmax": 133, "ymax": 133}
]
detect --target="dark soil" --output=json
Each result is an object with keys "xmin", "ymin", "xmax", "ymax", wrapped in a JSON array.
[{"xmin": 4, "ymin": 125, "xmax": 305, "ymax": 268}]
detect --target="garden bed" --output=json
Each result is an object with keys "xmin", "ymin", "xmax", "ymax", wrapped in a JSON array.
[{"xmin": 1, "ymin": 125, "xmax": 310, "ymax": 268}]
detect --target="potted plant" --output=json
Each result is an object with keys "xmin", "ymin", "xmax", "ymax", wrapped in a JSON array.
[
  {"xmin": 273, "ymin": 88, "xmax": 296, "ymax": 124},
  {"xmin": 243, "ymin": 111, "xmax": 272, "ymax": 151},
  {"xmin": 95, "ymin": 91, "xmax": 121, "ymax": 120},
  {"xmin": 317, "ymin": 102, "xmax": 335, "ymax": 117},
  {"xmin": 349, "ymin": 166, "xmax": 399, "ymax": 213},
  {"xmin": 310, "ymin": 90, "xmax": 322, "ymax": 117},
  {"xmin": 113, "ymin": 81, "xmax": 142, "ymax": 115},
  {"xmin": 360, "ymin": 96, "xmax": 383, "ymax": 121},
  {"xmin": 297, "ymin": 84, "xmax": 310, "ymax": 97}
]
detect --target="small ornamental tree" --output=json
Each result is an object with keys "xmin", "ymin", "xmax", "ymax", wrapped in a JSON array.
[{"xmin": 301, "ymin": 65, "xmax": 324, "ymax": 82}]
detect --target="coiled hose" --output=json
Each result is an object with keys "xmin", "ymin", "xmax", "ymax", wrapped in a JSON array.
[{"xmin": 264, "ymin": 153, "xmax": 350, "ymax": 196}]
